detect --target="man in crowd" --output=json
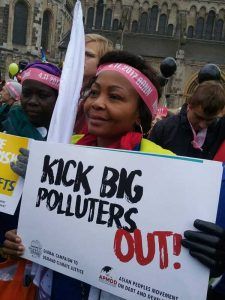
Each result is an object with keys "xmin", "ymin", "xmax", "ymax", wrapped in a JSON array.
[{"xmin": 149, "ymin": 80, "xmax": 225, "ymax": 159}]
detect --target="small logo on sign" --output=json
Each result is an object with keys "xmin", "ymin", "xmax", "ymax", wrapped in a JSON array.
[
  {"xmin": 29, "ymin": 240, "xmax": 42, "ymax": 258},
  {"xmin": 99, "ymin": 266, "xmax": 117, "ymax": 287}
]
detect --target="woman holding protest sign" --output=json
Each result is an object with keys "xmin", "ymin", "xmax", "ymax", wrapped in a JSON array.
[
  {"xmin": 74, "ymin": 50, "xmax": 225, "ymax": 291},
  {"xmin": 0, "ymin": 61, "xmax": 61, "ymax": 245},
  {"xmin": 0, "ymin": 61, "xmax": 61, "ymax": 300},
  {"xmin": 3, "ymin": 51, "xmax": 225, "ymax": 300}
]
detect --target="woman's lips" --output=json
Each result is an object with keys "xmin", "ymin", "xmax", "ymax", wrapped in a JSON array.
[
  {"xmin": 26, "ymin": 110, "xmax": 40, "ymax": 116},
  {"xmin": 88, "ymin": 113, "xmax": 107, "ymax": 120},
  {"xmin": 88, "ymin": 115, "xmax": 108, "ymax": 125}
]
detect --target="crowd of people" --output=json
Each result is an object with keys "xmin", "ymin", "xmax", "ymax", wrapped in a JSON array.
[{"xmin": 0, "ymin": 33, "xmax": 225, "ymax": 300}]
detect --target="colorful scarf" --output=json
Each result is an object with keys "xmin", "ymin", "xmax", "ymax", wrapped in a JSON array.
[{"xmin": 76, "ymin": 132, "xmax": 142, "ymax": 150}]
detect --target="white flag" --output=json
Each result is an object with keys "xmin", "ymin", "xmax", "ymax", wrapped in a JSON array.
[{"xmin": 47, "ymin": 0, "xmax": 85, "ymax": 143}]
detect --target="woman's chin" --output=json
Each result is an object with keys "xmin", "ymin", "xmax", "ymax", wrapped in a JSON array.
[{"xmin": 88, "ymin": 128, "xmax": 103, "ymax": 136}]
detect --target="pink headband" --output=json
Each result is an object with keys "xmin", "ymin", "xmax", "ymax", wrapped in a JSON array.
[
  {"xmin": 21, "ymin": 68, "xmax": 60, "ymax": 90},
  {"xmin": 5, "ymin": 82, "xmax": 21, "ymax": 101},
  {"xmin": 96, "ymin": 63, "xmax": 158, "ymax": 117}
]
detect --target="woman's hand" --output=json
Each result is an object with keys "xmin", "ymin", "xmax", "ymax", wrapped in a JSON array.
[
  {"xmin": 2, "ymin": 229, "xmax": 25, "ymax": 257},
  {"xmin": 182, "ymin": 219, "xmax": 225, "ymax": 277},
  {"xmin": 10, "ymin": 148, "xmax": 29, "ymax": 178}
]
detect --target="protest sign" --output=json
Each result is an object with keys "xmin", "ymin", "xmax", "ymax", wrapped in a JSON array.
[
  {"xmin": 0, "ymin": 132, "xmax": 29, "ymax": 214},
  {"xmin": 18, "ymin": 140, "xmax": 222, "ymax": 300}
]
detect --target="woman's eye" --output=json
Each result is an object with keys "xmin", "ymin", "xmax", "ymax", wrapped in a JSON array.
[
  {"xmin": 89, "ymin": 90, "xmax": 98, "ymax": 97},
  {"xmin": 109, "ymin": 94, "xmax": 122, "ymax": 100},
  {"xmin": 86, "ymin": 53, "xmax": 96, "ymax": 59},
  {"xmin": 39, "ymin": 93, "xmax": 50, "ymax": 99}
]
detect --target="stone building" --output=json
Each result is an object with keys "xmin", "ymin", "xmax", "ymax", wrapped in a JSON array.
[
  {"xmin": 2, "ymin": 0, "xmax": 225, "ymax": 107},
  {"xmin": 0, "ymin": 0, "xmax": 75, "ymax": 78},
  {"xmin": 80, "ymin": 0, "xmax": 225, "ymax": 108}
]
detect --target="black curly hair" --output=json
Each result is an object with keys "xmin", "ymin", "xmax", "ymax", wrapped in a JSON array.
[{"xmin": 83, "ymin": 50, "xmax": 162, "ymax": 136}]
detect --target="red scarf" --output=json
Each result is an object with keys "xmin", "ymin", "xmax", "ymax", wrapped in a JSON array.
[{"xmin": 76, "ymin": 132, "xmax": 142, "ymax": 150}]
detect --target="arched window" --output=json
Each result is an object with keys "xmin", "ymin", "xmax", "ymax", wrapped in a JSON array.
[
  {"xmin": 205, "ymin": 10, "xmax": 215, "ymax": 40},
  {"xmin": 167, "ymin": 24, "xmax": 174, "ymax": 36},
  {"xmin": 158, "ymin": 14, "xmax": 167, "ymax": 35},
  {"xmin": 187, "ymin": 25, "xmax": 194, "ymax": 38},
  {"xmin": 195, "ymin": 17, "xmax": 204, "ymax": 39},
  {"xmin": 95, "ymin": 0, "xmax": 104, "ymax": 29},
  {"xmin": 103, "ymin": 8, "xmax": 112, "ymax": 30},
  {"xmin": 41, "ymin": 10, "xmax": 51, "ymax": 51},
  {"xmin": 13, "ymin": 0, "xmax": 28, "ymax": 45},
  {"xmin": 131, "ymin": 20, "xmax": 138, "ymax": 33},
  {"xmin": 139, "ymin": 12, "xmax": 148, "ymax": 33},
  {"xmin": 149, "ymin": 5, "xmax": 158, "ymax": 33},
  {"xmin": 214, "ymin": 19, "xmax": 224, "ymax": 41},
  {"xmin": 112, "ymin": 19, "xmax": 119, "ymax": 31},
  {"xmin": 86, "ymin": 7, "xmax": 94, "ymax": 29}
]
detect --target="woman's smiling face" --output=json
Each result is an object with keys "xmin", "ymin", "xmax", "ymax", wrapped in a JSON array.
[{"xmin": 84, "ymin": 70, "xmax": 140, "ymax": 145}]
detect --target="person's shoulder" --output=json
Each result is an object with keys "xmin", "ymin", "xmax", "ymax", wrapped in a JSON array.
[
  {"xmin": 5, "ymin": 105, "xmax": 27, "ymax": 123},
  {"xmin": 7, "ymin": 104, "xmax": 23, "ymax": 115},
  {"xmin": 140, "ymin": 138, "xmax": 175, "ymax": 156},
  {"xmin": 153, "ymin": 114, "xmax": 180, "ymax": 129}
]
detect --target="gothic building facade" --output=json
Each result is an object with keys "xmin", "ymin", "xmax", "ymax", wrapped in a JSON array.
[
  {"xmin": 81, "ymin": 0, "xmax": 225, "ymax": 107},
  {"xmin": 1, "ymin": 0, "xmax": 225, "ymax": 107},
  {"xmin": 0, "ymin": 0, "xmax": 75, "ymax": 77}
]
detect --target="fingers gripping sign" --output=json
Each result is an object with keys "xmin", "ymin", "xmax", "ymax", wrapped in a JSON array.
[{"xmin": 3, "ymin": 229, "xmax": 25, "ymax": 257}]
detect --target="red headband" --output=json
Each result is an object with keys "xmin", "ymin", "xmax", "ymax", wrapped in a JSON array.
[
  {"xmin": 21, "ymin": 68, "xmax": 60, "ymax": 90},
  {"xmin": 96, "ymin": 63, "xmax": 158, "ymax": 117}
]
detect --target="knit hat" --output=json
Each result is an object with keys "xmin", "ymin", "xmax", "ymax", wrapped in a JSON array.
[{"xmin": 5, "ymin": 81, "xmax": 22, "ymax": 101}]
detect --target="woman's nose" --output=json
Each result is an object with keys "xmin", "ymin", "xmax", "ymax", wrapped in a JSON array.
[
  {"xmin": 92, "ymin": 93, "xmax": 106, "ymax": 109},
  {"xmin": 27, "ymin": 94, "xmax": 39, "ymax": 105}
]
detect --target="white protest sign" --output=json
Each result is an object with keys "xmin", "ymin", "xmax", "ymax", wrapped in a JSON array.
[
  {"xmin": 0, "ymin": 133, "xmax": 29, "ymax": 215},
  {"xmin": 18, "ymin": 140, "xmax": 223, "ymax": 300}
]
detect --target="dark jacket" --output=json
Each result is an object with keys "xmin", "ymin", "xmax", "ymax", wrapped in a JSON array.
[
  {"xmin": 0, "ymin": 104, "xmax": 12, "ymax": 131},
  {"xmin": 149, "ymin": 104, "xmax": 225, "ymax": 159},
  {"xmin": 1, "ymin": 105, "xmax": 45, "ymax": 140}
]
